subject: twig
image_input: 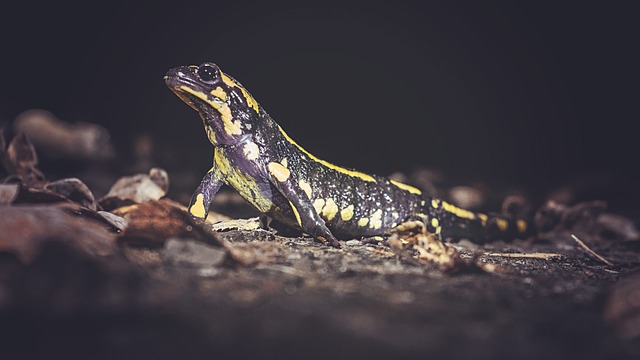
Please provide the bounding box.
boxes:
[368,247,397,258]
[571,234,614,266]
[483,252,563,260]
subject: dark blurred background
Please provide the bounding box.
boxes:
[1,1,638,207]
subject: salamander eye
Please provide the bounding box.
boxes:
[197,64,219,83]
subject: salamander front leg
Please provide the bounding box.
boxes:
[267,162,341,247]
[188,166,224,221]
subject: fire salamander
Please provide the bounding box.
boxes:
[165,62,531,247]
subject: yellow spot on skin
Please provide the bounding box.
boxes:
[390,180,422,195]
[517,219,527,233]
[313,199,325,214]
[321,198,339,221]
[496,218,509,232]
[299,180,312,199]
[210,86,227,101]
[478,213,488,224]
[288,200,302,226]
[277,125,376,182]
[268,162,290,182]
[431,218,439,228]
[431,199,439,208]
[281,158,288,167]
[442,201,476,220]
[243,141,260,161]
[189,193,207,219]
[358,218,369,227]
[369,209,383,229]
[221,72,259,113]
[340,205,354,221]
[178,85,242,135]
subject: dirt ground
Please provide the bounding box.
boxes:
[1,116,640,359]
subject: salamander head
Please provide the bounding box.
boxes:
[165,62,261,146]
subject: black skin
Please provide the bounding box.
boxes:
[165,62,532,247]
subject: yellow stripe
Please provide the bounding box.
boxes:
[221,72,259,114]
[178,86,242,135]
[390,180,422,195]
[278,126,376,182]
[288,200,302,226]
[442,201,476,220]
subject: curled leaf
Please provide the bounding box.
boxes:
[0,204,118,263]
[0,183,19,205]
[113,199,226,249]
[1,132,46,187]
[45,177,97,211]
[100,168,169,210]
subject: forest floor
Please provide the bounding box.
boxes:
[1,112,640,359]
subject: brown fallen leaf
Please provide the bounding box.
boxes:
[0,204,118,263]
[1,130,100,210]
[595,213,640,242]
[388,220,466,272]
[100,168,169,210]
[45,177,98,211]
[0,183,19,205]
[0,131,46,187]
[10,185,70,205]
[8,181,97,210]
[112,199,227,250]
[535,199,638,244]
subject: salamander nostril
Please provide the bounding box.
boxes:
[197,64,218,83]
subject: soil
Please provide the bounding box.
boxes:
[1,122,640,360]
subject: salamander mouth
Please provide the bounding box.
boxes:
[165,67,220,114]
[165,66,203,94]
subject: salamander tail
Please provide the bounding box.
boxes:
[421,198,534,243]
